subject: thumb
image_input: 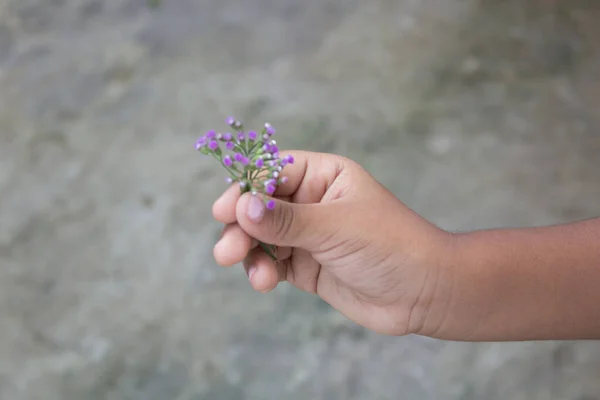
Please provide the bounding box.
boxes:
[235,193,326,249]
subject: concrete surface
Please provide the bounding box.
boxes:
[1,0,600,399]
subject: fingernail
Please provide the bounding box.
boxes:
[247,195,265,222]
[247,266,257,282]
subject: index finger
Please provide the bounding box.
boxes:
[275,150,343,204]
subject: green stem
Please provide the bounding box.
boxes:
[210,154,238,179]
[259,242,277,261]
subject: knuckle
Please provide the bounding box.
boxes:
[274,204,296,242]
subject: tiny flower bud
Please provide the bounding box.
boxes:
[226,142,235,150]
[239,181,247,189]
[195,137,206,150]
[226,177,233,184]
[248,131,257,141]
[226,116,235,126]
[263,134,269,140]
[237,132,245,141]
[223,155,233,167]
[272,171,279,178]
[222,132,233,141]
[241,157,250,166]
[280,176,289,184]
[234,153,244,162]
[277,166,283,172]
[216,133,223,140]
[266,199,276,210]
[255,158,264,168]
[208,140,219,151]
[251,190,257,196]
[264,123,275,135]
[206,130,216,139]
[265,184,276,195]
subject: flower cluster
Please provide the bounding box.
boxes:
[195,117,294,210]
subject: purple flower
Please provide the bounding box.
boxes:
[195,137,206,150]
[264,123,275,135]
[196,118,292,236]
[265,184,276,195]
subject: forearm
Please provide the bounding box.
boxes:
[430,218,600,341]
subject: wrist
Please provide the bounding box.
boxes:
[414,230,493,340]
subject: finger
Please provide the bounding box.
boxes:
[270,150,308,197]
[212,183,242,224]
[213,223,253,266]
[273,150,344,204]
[236,192,333,249]
[284,248,321,294]
[213,182,294,224]
[275,246,292,261]
[243,247,287,292]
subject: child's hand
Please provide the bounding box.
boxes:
[212,151,455,336]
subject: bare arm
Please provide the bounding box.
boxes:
[427,218,600,341]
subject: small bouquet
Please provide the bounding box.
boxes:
[195,117,294,260]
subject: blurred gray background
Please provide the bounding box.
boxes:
[1,0,600,399]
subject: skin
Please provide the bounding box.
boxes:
[212,151,600,341]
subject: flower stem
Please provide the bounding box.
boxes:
[259,242,277,261]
